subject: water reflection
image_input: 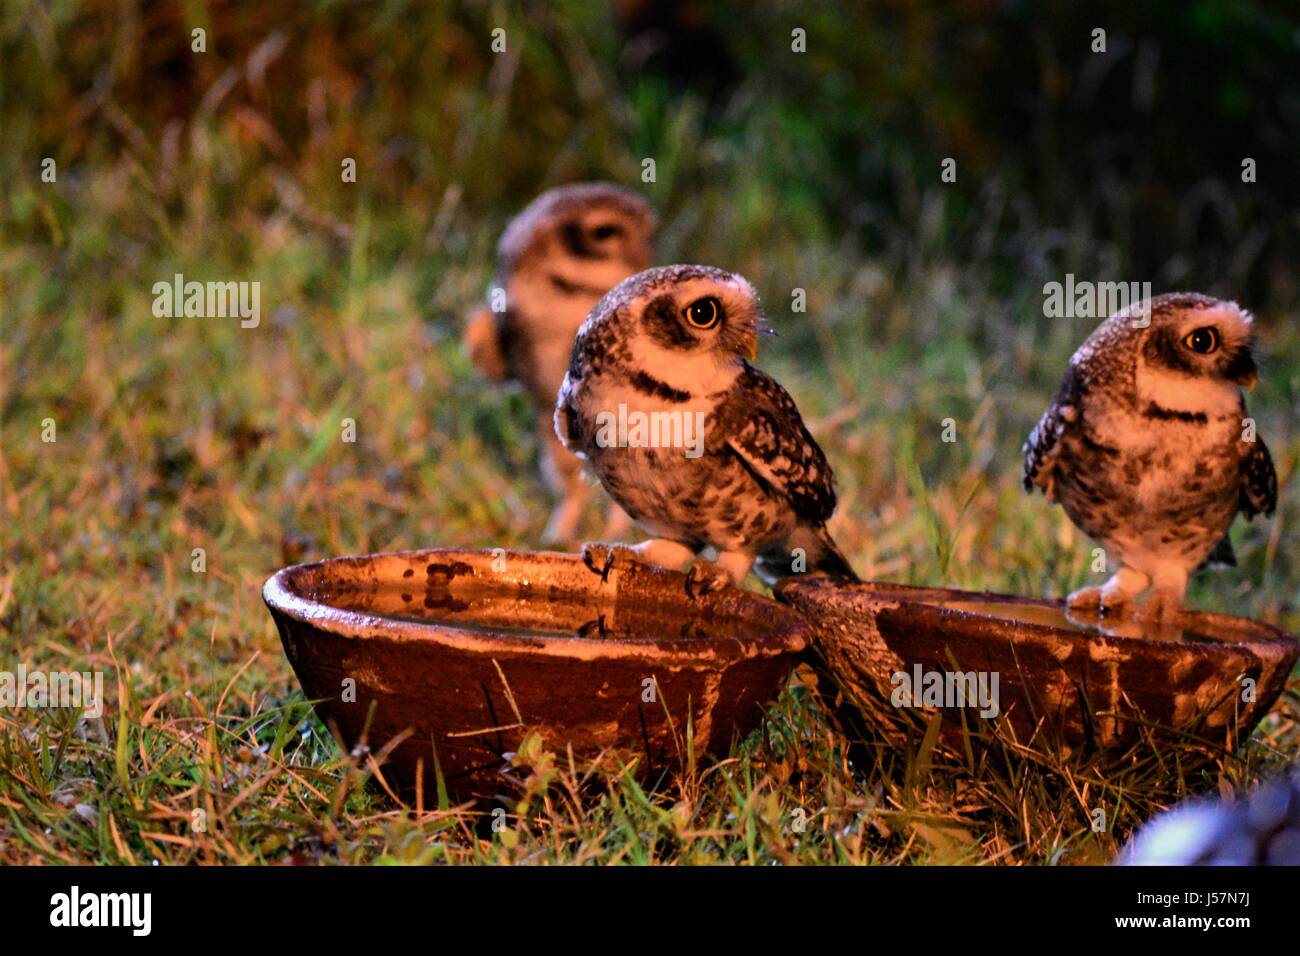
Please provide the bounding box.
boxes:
[933,600,1224,643]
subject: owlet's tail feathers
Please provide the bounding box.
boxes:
[755,525,860,585]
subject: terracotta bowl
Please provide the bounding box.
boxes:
[775,579,1298,750]
[263,549,807,802]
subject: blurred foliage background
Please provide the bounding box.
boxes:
[7,0,1300,297]
[1,0,1299,864]
[6,0,1299,290]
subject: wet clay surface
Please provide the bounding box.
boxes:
[776,579,1298,751]
[265,549,808,803]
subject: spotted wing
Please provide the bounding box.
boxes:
[720,363,837,524]
[553,375,586,458]
[1239,434,1277,519]
[1022,364,1083,497]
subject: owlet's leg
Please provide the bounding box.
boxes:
[1137,564,1189,624]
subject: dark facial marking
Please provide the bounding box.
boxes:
[642,294,697,350]
[548,272,610,297]
[559,221,602,260]
[630,369,691,403]
[1142,327,1198,375]
[1142,402,1208,424]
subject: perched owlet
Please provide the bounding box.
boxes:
[554,264,858,590]
[464,183,657,543]
[1023,293,1277,621]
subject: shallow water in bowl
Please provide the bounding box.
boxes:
[931,600,1230,644]
[382,611,720,642]
[311,580,728,642]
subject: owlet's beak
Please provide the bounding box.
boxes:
[1230,352,1259,391]
[1232,356,1253,390]
[751,320,777,361]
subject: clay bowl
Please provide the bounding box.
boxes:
[775,579,1298,751]
[264,549,807,803]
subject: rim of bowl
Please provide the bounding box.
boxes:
[265,548,809,663]
[775,577,1299,656]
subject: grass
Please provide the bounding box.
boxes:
[2,5,1299,865]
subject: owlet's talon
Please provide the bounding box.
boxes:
[1068,567,1147,617]
[685,560,731,599]
[581,543,619,582]
[580,542,645,582]
[1066,585,1105,612]
[576,613,610,639]
[1067,585,1132,617]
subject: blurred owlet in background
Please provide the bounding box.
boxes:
[1023,293,1277,622]
[465,182,657,544]
[555,264,858,590]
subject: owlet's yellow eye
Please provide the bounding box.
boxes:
[1183,327,1219,354]
[684,296,722,330]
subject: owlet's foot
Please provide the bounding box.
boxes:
[1067,567,1149,617]
[684,559,731,599]
[579,542,640,582]
[580,538,695,583]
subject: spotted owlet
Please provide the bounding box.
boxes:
[464,183,657,543]
[1023,293,1277,622]
[554,264,858,590]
